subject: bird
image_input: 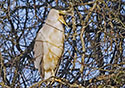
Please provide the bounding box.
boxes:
[33,9,66,80]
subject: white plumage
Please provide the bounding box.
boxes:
[34,9,65,80]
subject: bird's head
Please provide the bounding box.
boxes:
[46,9,68,27]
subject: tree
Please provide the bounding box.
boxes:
[0,0,124,88]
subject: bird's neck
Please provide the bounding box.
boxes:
[45,20,64,32]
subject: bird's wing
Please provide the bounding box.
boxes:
[34,30,44,72]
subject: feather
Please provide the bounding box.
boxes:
[34,9,65,80]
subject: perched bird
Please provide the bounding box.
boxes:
[34,9,66,80]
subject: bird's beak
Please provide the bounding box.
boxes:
[58,10,69,28]
[58,16,68,27]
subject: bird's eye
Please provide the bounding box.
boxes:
[59,13,63,16]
